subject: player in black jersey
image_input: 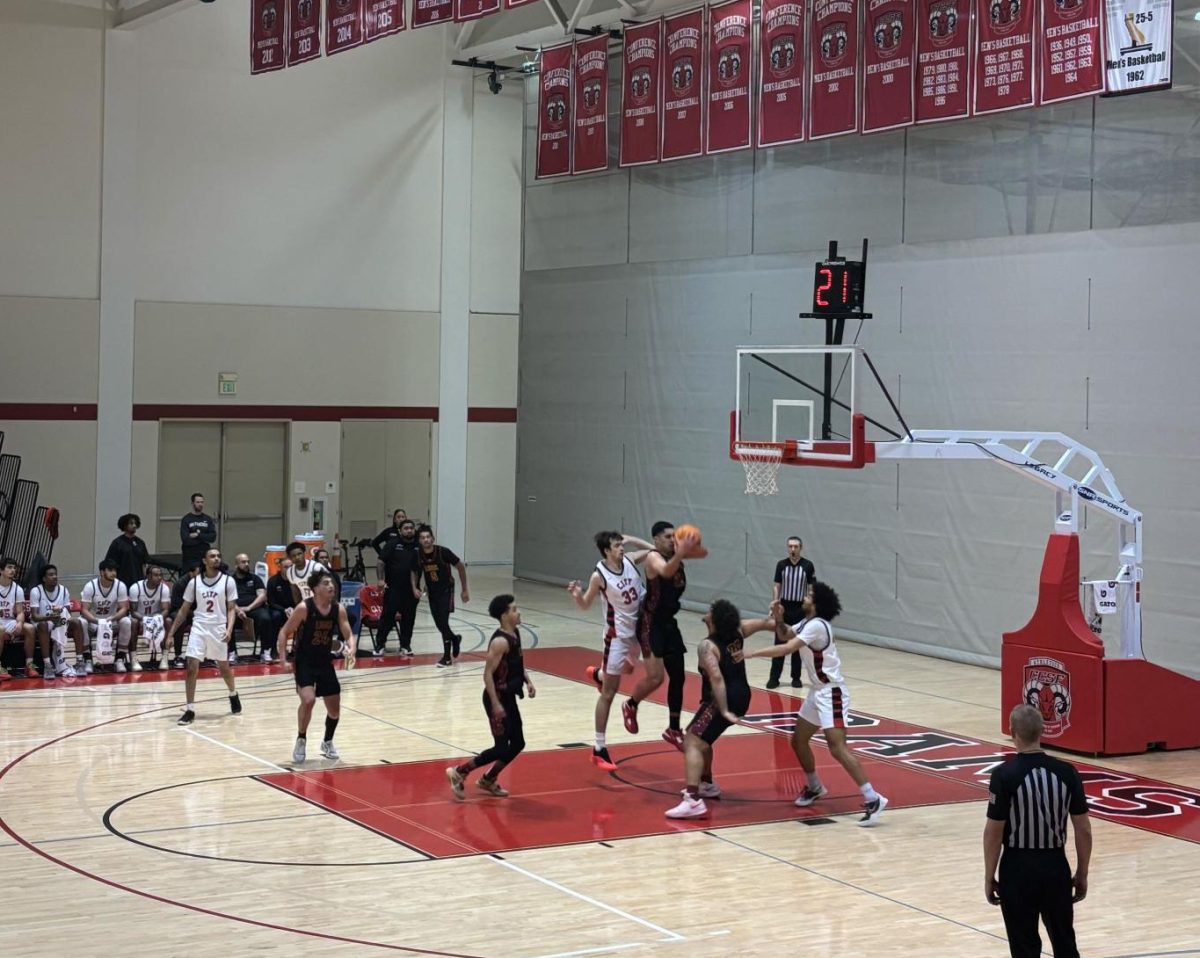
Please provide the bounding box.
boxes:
[621,521,702,750]
[665,599,774,819]
[410,525,469,667]
[278,571,355,763]
[446,594,536,799]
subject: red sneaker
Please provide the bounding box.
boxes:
[622,699,639,734]
[591,747,618,771]
[662,728,685,751]
[585,665,603,691]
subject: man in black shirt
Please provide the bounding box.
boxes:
[410,524,469,667]
[768,536,815,689]
[231,554,271,663]
[985,704,1092,958]
[264,567,296,663]
[371,509,408,581]
[180,493,218,570]
[104,514,150,588]
[376,519,418,657]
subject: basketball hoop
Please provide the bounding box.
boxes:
[735,443,785,496]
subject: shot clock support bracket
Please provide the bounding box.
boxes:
[799,239,872,440]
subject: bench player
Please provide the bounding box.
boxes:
[129,564,172,670]
[29,564,85,678]
[0,557,37,679]
[80,560,134,673]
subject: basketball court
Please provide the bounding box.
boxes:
[2,573,1198,958]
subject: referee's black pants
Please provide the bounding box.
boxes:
[768,601,805,685]
[998,850,1079,958]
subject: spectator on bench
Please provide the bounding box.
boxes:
[264,564,295,664]
[104,513,150,588]
[130,564,172,671]
[29,564,85,678]
[231,554,270,664]
[0,557,37,680]
[81,560,134,673]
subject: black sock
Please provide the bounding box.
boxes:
[296,731,306,739]
[669,713,682,731]
[324,716,339,742]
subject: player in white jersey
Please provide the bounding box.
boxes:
[0,557,36,680]
[746,581,888,826]
[167,548,241,725]
[129,565,172,671]
[283,541,330,609]
[29,564,85,679]
[568,530,650,771]
[80,560,134,674]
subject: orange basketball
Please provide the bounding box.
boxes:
[674,523,709,558]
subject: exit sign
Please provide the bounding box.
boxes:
[218,372,238,396]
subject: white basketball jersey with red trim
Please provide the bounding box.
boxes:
[184,574,237,629]
[0,582,25,619]
[596,557,643,640]
[82,579,126,618]
[793,617,844,686]
[129,580,170,617]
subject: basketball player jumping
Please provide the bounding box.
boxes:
[166,548,242,725]
[666,599,775,818]
[568,530,646,771]
[745,583,888,826]
[279,571,354,762]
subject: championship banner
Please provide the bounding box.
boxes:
[971,0,1035,114]
[364,0,405,40]
[455,0,501,22]
[413,0,453,26]
[620,20,663,167]
[251,0,287,74]
[536,42,573,179]
[1039,0,1103,102]
[661,8,706,161]
[915,0,971,122]
[808,0,861,138]
[287,0,321,65]
[705,0,753,153]
[758,0,807,147]
[1103,0,1171,94]
[573,35,610,174]
[326,0,365,54]
[862,0,916,131]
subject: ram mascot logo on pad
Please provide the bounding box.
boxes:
[1023,656,1073,738]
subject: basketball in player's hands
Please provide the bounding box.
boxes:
[674,523,709,559]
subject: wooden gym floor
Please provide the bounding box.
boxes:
[1,567,1197,958]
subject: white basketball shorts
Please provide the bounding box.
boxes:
[798,684,851,731]
[187,622,228,662]
[602,633,640,675]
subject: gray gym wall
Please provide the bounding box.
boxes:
[514,31,1200,677]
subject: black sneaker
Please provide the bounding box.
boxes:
[451,634,462,659]
[765,678,780,689]
[177,709,195,726]
[858,794,889,827]
[436,655,453,668]
[790,679,802,689]
[171,656,185,669]
[230,694,242,715]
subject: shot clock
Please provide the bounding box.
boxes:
[812,260,865,315]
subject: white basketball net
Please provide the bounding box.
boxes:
[737,445,784,496]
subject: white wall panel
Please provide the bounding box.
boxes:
[467,313,519,407]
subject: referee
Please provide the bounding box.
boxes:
[984,704,1092,958]
[768,536,814,689]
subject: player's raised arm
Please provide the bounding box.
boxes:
[567,570,604,610]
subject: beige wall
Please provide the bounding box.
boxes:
[0,297,100,401]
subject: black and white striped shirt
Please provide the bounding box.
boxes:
[773,556,815,603]
[987,752,1088,850]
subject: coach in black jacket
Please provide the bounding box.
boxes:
[104,514,150,587]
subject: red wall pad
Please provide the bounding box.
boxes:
[1002,534,1200,756]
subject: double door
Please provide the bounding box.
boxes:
[157,422,287,565]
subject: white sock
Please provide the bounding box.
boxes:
[186,702,194,710]
[860,782,880,802]
[595,733,606,749]
[806,772,822,789]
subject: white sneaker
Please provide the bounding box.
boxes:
[858,794,889,827]
[794,784,829,807]
[261,651,273,664]
[665,791,708,819]
[131,659,143,673]
[292,737,306,763]
[157,659,169,671]
[57,664,77,678]
[42,665,56,681]
[320,740,341,760]
[228,652,238,665]
[114,659,127,673]
[698,781,722,799]
[83,660,94,675]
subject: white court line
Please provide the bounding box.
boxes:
[527,942,646,958]
[490,855,684,942]
[180,727,287,772]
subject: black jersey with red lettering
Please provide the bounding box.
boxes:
[295,598,338,667]
[644,559,686,623]
[698,629,751,715]
[417,546,460,595]
[490,628,525,696]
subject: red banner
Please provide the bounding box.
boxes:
[915,0,971,121]
[537,43,573,179]
[251,0,287,74]
[413,0,453,26]
[808,0,861,138]
[662,8,706,160]
[286,0,321,65]
[573,36,610,174]
[455,0,500,21]
[620,20,662,167]
[326,0,364,53]
[972,0,1035,113]
[1038,0,1103,102]
[364,0,404,40]
[705,0,753,153]
[758,0,807,147]
[862,0,915,131]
